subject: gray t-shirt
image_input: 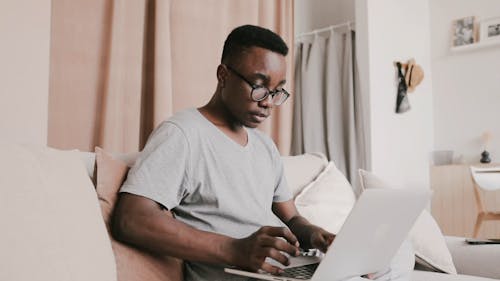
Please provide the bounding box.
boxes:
[120,108,292,281]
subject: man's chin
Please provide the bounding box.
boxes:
[244,114,268,128]
[243,121,260,128]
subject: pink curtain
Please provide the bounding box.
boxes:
[48,0,294,154]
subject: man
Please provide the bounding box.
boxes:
[112,25,412,281]
[113,24,333,280]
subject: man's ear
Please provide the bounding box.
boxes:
[217,64,228,88]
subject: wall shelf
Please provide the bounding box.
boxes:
[451,39,500,53]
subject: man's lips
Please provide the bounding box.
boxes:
[250,112,268,122]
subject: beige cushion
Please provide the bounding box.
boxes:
[282,152,328,197]
[295,162,356,234]
[0,143,116,281]
[413,270,498,281]
[445,236,500,279]
[94,147,183,281]
[95,147,129,224]
[358,169,457,274]
[78,150,139,182]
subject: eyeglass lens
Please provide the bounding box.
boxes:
[251,88,288,105]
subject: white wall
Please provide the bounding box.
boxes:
[294,0,354,36]
[356,0,434,189]
[430,0,500,164]
[0,0,51,146]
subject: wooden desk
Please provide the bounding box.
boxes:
[430,164,500,238]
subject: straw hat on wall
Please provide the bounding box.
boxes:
[405,59,424,93]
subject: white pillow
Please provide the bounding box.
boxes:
[358,169,457,274]
[282,152,329,197]
[295,162,356,234]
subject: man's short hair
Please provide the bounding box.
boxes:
[221,25,288,64]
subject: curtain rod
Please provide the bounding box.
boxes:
[296,21,354,38]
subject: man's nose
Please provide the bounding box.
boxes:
[258,94,274,109]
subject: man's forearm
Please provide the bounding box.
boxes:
[129,216,231,262]
[112,199,237,265]
[285,215,315,249]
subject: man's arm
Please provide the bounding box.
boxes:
[272,200,335,253]
[112,193,300,274]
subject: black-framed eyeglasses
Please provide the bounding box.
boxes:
[225,65,290,106]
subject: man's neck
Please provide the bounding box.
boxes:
[199,96,243,133]
[198,95,248,147]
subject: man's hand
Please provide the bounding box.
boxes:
[272,200,335,253]
[228,226,300,275]
[307,225,335,253]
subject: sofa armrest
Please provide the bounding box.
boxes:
[445,236,500,279]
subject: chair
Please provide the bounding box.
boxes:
[470,166,500,238]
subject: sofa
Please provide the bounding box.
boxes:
[1,142,499,281]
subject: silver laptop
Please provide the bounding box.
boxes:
[225,188,431,281]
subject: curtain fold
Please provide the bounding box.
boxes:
[98,0,147,152]
[139,0,173,149]
[291,29,367,194]
[48,0,293,154]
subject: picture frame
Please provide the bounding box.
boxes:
[480,17,500,42]
[451,16,478,47]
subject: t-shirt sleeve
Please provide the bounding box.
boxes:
[271,144,293,203]
[120,122,191,210]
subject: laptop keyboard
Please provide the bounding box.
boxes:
[280,263,319,280]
